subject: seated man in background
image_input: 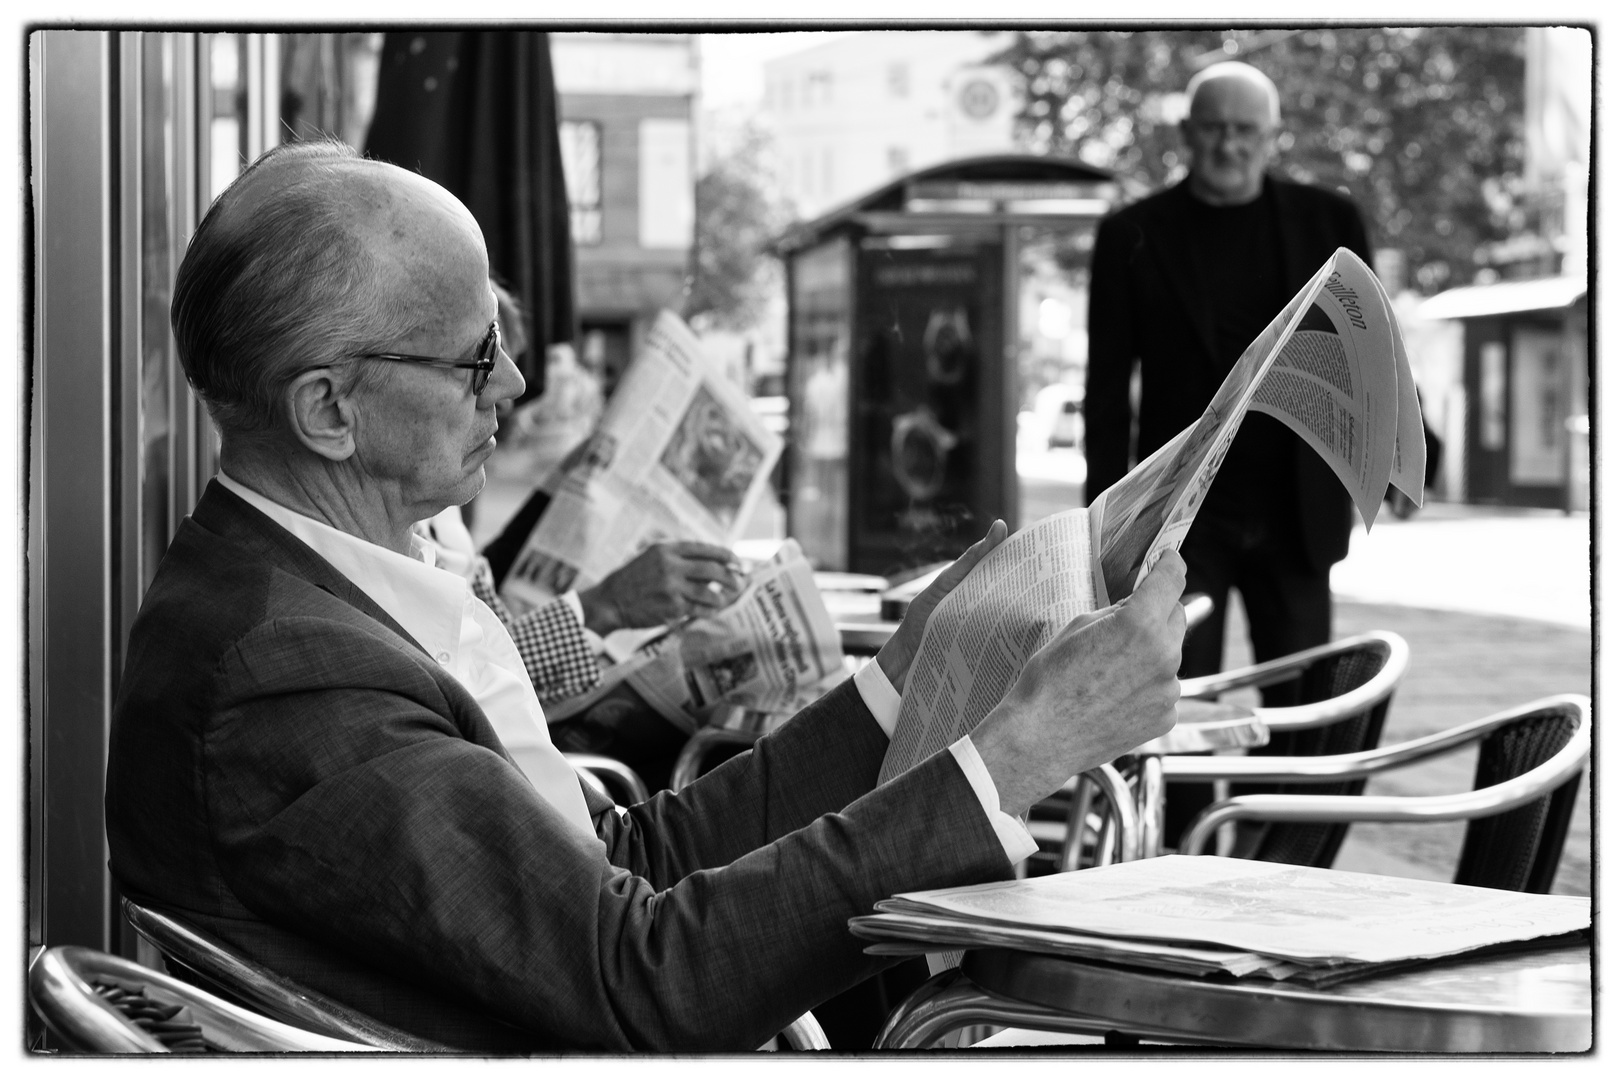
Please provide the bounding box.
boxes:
[106,139,1186,1053]
[423,279,745,791]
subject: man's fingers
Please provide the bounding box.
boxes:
[667,540,739,564]
[1129,550,1186,614]
[926,519,1008,598]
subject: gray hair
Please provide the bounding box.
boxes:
[1186,61,1281,126]
[170,139,409,436]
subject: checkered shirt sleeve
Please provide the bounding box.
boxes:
[469,558,600,704]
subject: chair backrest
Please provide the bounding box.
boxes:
[1454,698,1586,892]
[1179,695,1590,895]
[121,898,446,1051]
[28,945,371,1053]
[1229,632,1406,867]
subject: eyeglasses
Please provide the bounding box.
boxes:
[1186,120,1273,145]
[358,321,501,395]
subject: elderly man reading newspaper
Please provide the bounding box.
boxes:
[105,139,1186,1052]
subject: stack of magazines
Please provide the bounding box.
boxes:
[849,856,1590,988]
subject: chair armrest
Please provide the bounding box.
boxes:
[121,899,447,1051]
[1179,698,1592,856]
[670,727,761,791]
[1177,632,1409,736]
[1162,692,1586,784]
[565,753,650,806]
[30,945,372,1052]
[778,1010,831,1050]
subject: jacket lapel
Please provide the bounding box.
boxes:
[1267,177,1316,289]
[1140,180,1220,368]
[189,480,429,658]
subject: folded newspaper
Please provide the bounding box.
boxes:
[878,247,1426,786]
[545,538,847,731]
[495,312,842,730]
[501,309,784,606]
[849,856,1591,986]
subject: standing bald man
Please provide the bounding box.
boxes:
[1084,62,1371,842]
[106,139,1186,1052]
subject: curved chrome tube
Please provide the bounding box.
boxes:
[565,753,651,806]
[1058,763,1140,871]
[874,967,1114,1049]
[670,727,761,791]
[1179,630,1410,734]
[1180,694,1591,855]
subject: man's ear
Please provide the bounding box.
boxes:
[285,367,358,462]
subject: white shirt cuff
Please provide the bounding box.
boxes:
[854,658,902,737]
[559,590,606,653]
[950,736,1040,866]
[855,658,1036,866]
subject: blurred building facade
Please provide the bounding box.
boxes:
[1404,26,1590,512]
[552,32,699,391]
[761,31,1021,219]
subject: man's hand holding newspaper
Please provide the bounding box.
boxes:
[879,247,1423,795]
[972,552,1186,816]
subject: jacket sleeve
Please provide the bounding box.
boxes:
[204,616,1011,1052]
[1084,211,1140,504]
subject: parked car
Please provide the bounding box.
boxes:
[1031,384,1084,449]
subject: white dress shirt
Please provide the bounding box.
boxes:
[219,474,1036,865]
[217,473,597,837]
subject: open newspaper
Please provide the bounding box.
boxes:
[849,856,1591,987]
[879,247,1425,786]
[491,310,833,731]
[500,310,784,611]
[545,539,846,731]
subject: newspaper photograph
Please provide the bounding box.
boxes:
[499,310,784,615]
[877,248,1422,790]
[546,540,845,733]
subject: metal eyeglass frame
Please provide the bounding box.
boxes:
[357,321,501,394]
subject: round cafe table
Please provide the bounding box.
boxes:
[874,942,1592,1052]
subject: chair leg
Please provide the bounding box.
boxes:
[1060,776,1098,872]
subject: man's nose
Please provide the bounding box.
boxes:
[483,344,526,405]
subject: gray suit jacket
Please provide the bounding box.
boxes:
[106,481,1010,1051]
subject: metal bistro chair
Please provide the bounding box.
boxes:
[567,753,651,806]
[1180,694,1591,893]
[1160,629,1411,866]
[28,944,373,1053]
[122,898,447,1050]
[124,898,829,1052]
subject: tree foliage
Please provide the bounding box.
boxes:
[993,27,1530,293]
[686,125,792,331]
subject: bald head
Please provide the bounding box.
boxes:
[1179,62,1280,206]
[1186,62,1280,126]
[171,139,488,439]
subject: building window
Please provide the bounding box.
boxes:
[558,120,603,245]
[888,62,909,98]
[807,69,832,106]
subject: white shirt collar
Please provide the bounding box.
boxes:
[216,472,466,664]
